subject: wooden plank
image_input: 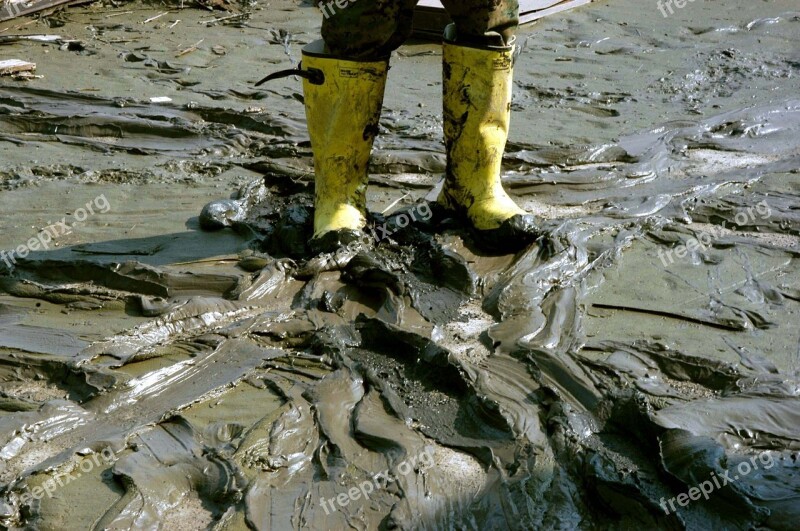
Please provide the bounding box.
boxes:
[417,0,567,9]
[0,59,35,75]
[413,0,593,38]
[0,0,79,23]
[520,0,592,23]
[0,34,62,43]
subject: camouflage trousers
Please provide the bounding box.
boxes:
[320,0,520,59]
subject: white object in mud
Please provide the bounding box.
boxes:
[149,96,173,104]
[0,59,35,76]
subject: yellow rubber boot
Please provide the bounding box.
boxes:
[301,41,389,248]
[439,38,538,249]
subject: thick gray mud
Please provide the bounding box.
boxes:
[1,1,799,530]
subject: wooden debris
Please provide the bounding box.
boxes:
[176,39,203,57]
[518,0,593,22]
[10,71,41,80]
[0,0,81,23]
[413,0,593,36]
[105,11,133,18]
[0,59,35,76]
[195,0,235,12]
[199,13,246,25]
[0,34,62,44]
[142,11,170,24]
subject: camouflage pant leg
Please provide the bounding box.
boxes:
[320,0,519,59]
[440,0,519,47]
[320,0,418,60]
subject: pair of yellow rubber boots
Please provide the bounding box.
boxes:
[301,35,535,252]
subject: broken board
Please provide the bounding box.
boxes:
[412,0,593,38]
[0,0,79,22]
[0,59,35,75]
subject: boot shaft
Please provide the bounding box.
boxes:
[301,41,389,238]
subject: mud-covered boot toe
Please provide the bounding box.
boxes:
[309,229,363,255]
[471,213,540,254]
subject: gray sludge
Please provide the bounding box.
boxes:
[0,4,799,530]
[1,98,798,529]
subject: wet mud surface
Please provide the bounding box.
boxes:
[1,1,799,529]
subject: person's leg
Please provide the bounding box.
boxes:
[439,0,519,47]
[321,0,418,60]
[302,0,418,251]
[437,0,538,251]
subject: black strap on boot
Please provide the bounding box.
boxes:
[254,64,324,87]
